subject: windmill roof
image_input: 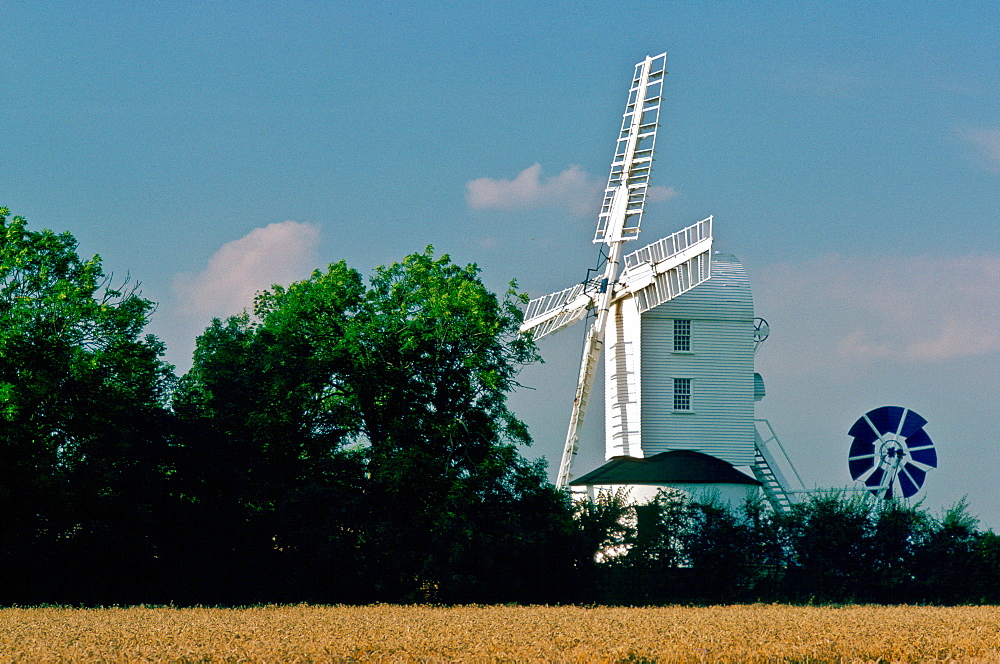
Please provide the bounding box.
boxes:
[569,450,761,486]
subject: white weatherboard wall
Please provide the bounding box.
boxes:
[639,253,756,466]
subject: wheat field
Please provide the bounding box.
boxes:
[2,604,1000,662]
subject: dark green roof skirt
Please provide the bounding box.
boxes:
[569,450,762,486]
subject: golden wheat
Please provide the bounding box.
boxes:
[2,604,1000,662]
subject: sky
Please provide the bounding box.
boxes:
[2,2,998,526]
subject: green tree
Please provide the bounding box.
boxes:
[681,500,760,602]
[168,260,368,602]
[867,501,932,603]
[780,492,875,602]
[915,499,989,603]
[174,248,568,602]
[0,207,174,603]
[741,494,787,601]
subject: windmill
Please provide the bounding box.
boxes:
[848,406,938,500]
[519,53,802,511]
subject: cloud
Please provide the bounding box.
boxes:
[646,185,678,203]
[466,163,602,214]
[959,126,1000,172]
[175,220,321,320]
[756,253,1000,366]
[466,163,678,215]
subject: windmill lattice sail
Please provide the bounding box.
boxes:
[617,216,713,313]
[520,282,594,341]
[520,217,714,340]
[594,53,666,244]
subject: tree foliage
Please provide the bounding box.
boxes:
[0,208,174,603]
[172,248,570,603]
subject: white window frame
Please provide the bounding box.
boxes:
[672,319,692,353]
[672,377,693,412]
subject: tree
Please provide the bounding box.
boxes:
[867,501,932,603]
[681,499,760,602]
[780,492,875,602]
[169,269,369,603]
[174,247,569,602]
[915,499,989,603]
[0,207,174,603]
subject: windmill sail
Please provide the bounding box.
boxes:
[521,216,715,341]
[520,282,596,340]
[549,54,664,488]
[594,53,666,244]
[617,216,713,312]
[517,54,730,489]
[848,406,937,499]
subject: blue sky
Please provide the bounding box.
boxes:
[3,2,998,525]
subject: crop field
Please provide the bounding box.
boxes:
[3,604,1000,662]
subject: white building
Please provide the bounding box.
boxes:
[571,252,774,510]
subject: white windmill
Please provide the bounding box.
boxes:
[519,53,802,511]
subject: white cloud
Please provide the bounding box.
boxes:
[646,185,678,203]
[756,253,1000,367]
[466,163,677,215]
[175,220,321,320]
[466,163,602,214]
[959,125,1000,172]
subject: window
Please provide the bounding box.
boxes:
[673,319,691,352]
[673,378,692,411]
